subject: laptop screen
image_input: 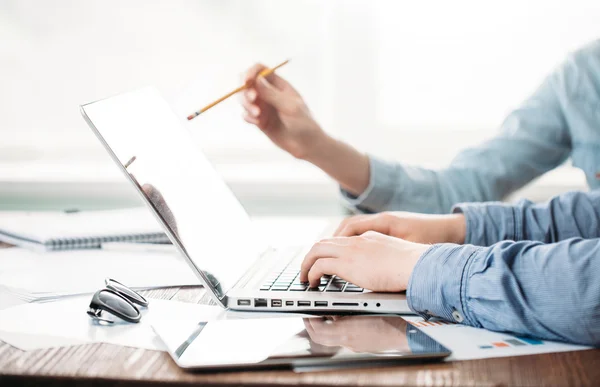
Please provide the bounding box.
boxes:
[81,87,264,301]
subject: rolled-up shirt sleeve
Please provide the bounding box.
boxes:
[453,190,600,246]
[336,42,600,215]
[407,238,600,346]
[338,49,581,215]
[407,244,481,326]
[340,156,399,213]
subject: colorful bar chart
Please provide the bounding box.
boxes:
[407,318,546,349]
[479,336,544,349]
[401,315,588,361]
[408,320,454,327]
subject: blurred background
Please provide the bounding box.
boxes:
[1,0,598,215]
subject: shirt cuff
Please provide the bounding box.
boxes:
[340,156,398,213]
[407,243,484,325]
[452,202,518,246]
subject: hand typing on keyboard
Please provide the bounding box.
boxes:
[261,270,364,293]
[333,212,466,244]
[299,231,429,292]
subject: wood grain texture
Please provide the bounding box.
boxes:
[0,286,598,386]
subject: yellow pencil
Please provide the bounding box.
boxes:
[187,59,289,121]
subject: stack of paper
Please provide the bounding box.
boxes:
[0,247,200,304]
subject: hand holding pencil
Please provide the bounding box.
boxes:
[187,59,289,120]
[238,62,326,160]
[197,61,371,200]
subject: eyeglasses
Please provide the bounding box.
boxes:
[87,278,149,324]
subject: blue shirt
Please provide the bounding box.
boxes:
[408,190,600,346]
[342,40,600,214]
[338,41,600,346]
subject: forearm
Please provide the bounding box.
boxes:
[455,191,600,246]
[338,158,516,214]
[407,239,600,346]
[337,58,571,215]
[337,151,566,215]
[302,133,370,197]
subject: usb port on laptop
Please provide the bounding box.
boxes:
[271,299,282,307]
[297,301,311,307]
[315,301,328,307]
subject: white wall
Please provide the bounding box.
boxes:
[0,0,597,212]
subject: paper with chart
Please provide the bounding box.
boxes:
[403,316,591,361]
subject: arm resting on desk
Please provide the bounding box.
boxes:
[408,238,600,346]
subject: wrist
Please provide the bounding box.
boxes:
[411,242,431,265]
[446,214,466,244]
[395,242,431,292]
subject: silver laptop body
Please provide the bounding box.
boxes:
[80,87,411,314]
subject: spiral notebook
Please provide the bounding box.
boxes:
[0,208,170,251]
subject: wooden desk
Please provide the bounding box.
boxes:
[0,286,598,386]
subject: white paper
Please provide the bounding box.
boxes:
[0,330,89,351]
[0,286,28,310]
[0,248,199,301]
[0,296,224,351]
[0,296,312,352]
[403,316,591,361]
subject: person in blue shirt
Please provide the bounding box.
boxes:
[239,41,600,346]
[300,190,600,347]
[240,40,600,214]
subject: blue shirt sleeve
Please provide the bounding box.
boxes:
[407,190,600,346]
[453,190,600,246]
[341,50,579,214]
[407,235,600,347]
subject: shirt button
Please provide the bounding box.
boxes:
[452,310,464,323]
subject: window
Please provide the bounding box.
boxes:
[0,0,332,163]
[323,0,600,162]
[1,0,598,171]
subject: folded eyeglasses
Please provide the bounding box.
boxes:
[87,278,149,324]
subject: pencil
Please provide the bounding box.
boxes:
[187,59,289,121]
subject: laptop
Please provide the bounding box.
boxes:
[80,87,411,314]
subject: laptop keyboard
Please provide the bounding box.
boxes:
[259,251,364,293]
